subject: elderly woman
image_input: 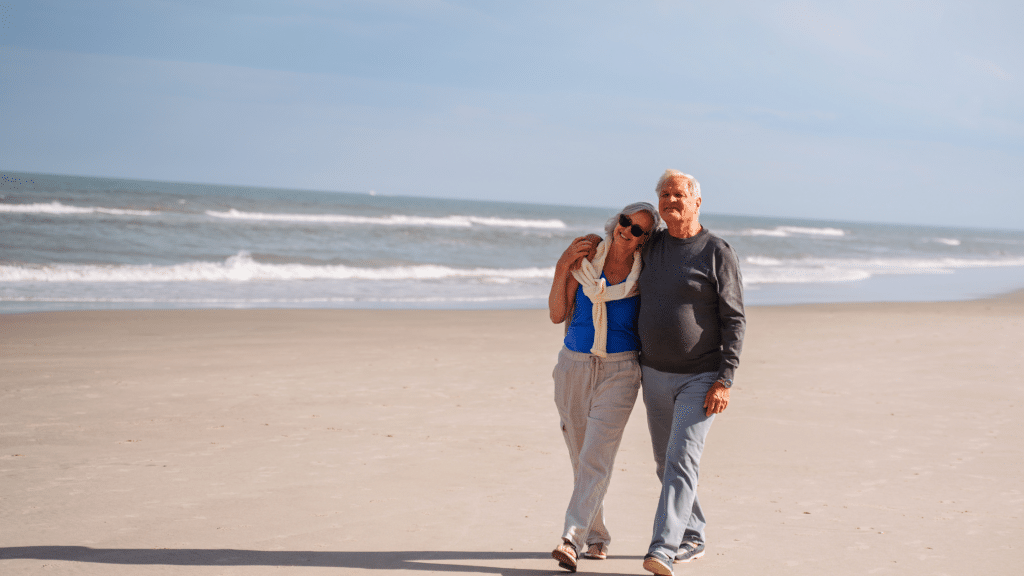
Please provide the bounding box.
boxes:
[548,202,660,572]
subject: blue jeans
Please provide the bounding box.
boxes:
[642,366,718,560]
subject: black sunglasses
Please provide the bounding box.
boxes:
[618,213,649,237]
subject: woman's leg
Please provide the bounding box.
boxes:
[554,349,640,552]
[576,355,640,549]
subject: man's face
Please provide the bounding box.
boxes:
[658,177,701,227]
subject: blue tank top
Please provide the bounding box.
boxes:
[563,276,641,353]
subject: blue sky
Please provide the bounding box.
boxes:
[1,1,1021,229]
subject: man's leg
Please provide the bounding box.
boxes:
[682,492,707,545]
[641,366,677,483]
[645,369,717,561]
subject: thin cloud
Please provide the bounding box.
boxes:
[958,54,1013,81]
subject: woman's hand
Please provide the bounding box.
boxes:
[549,235,599,324]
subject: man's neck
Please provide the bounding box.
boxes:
[667,221,703,239]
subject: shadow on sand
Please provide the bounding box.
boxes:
[0,546,644,575]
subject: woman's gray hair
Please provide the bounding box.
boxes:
[656,169,701,199]
[603,201,661,237]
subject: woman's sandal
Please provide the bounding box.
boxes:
[551,541,578,572]
[582,543,608,560]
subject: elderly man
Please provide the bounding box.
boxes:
[638,170,745,576]
[561,170,744,574]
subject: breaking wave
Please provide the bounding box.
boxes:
[743,255,1024,284]
[0,201,154,216]
[0,252,555,283]
[732,226,846,238]
[206,209,566,229]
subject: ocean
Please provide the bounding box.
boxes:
[3,171,1024,314]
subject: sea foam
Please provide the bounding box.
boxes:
[731,226,846,237]
[743,255,1024,284]
[0,201,154,216]
[206,208,566,229]
[1,294,541,304]
[0,252,555,283]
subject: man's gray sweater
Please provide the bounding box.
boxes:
[638,227,745,382]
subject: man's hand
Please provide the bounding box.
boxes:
[579,234,601,259]
[703,380,731,416]
[557,235,600,271]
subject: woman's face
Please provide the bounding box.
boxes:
[614,210,654,251]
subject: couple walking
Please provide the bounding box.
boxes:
[548,170,745,575]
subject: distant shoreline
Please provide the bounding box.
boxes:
[5,169,1024,233]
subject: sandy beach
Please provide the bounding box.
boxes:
[1,295,1022,575]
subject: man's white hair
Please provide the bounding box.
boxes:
[656,169,701,199]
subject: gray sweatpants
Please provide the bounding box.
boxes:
[552,346,641,551]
